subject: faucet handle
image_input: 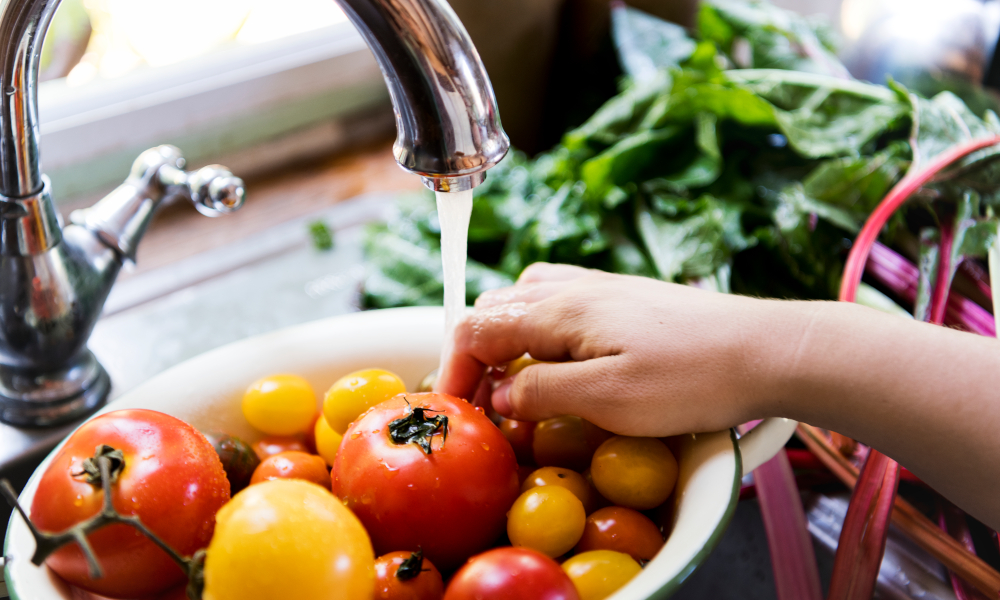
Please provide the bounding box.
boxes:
[159,163,245,217]
[70,145,245,261]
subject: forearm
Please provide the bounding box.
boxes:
[756,300,1000,529]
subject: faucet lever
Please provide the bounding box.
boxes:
[70,145,246,261]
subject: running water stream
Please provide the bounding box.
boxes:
[435,189,474,372]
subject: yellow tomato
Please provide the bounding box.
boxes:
[590,436,678,510]
[242,374,317,436]
[203,479,374,600]
[507,485,585,557]
[520,466,594,513]
[314,413,343,466]
[323,368,406,434]
[562,550,642,600]
[502,355,543,378]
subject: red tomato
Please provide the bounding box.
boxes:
[251,435,310,460]
[499,418,536,465]
[574,506,664,562]
[30,409,229,598]
[249,451,331,487]
[444,547,580,600]
[374,550,444,600]
[332,393,520,571]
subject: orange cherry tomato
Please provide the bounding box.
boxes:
[500,417,536,465]
[574,506,664,562]
[521,467,595,513]
[508,486,586,558]
[533,416,592,472]
[252,435,310,460]
[250,451,331,487]
[374,550,444,600]
[590,437,677,510]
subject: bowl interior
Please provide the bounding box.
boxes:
[4,306,739,600]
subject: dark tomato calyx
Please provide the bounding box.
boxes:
[395,549,426,581]
[388,400,448,455]
[73,445,126,486]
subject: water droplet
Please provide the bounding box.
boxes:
[351,431,362,439]
[481,443,490,451]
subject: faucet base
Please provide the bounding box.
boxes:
[0,351,110,427]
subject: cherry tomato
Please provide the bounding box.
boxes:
[561,550,641,600]
[314,413,344,466]
[444,547,579,600]
[500,418,536,465]
[250,451,330,487]
[374,550,444,600]
[581,420,614,452]
[242,374,318,435]
[324,368,407,433]
[533,416,592,472]
[497,355,544,379]
[521,466,594,513]
[333,393,519,570]
[302,412,320,453]
[251,434,310,460]
[203,431,260,493]
[203,479,374,600]
[582,469,612,513]
[30,409,230,598]
[508,485,586,557]
[574,507,664,561]
[590,436,677,510]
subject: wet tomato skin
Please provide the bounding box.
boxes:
[374,551,444,600]
[533,416,593,472]
[251,435,310,460]
[250,451,330,487]
[30,409,230,598]
[444,547,580,600]
[574,506,664,562]
[333,393,520,571]
[499,418,536,465]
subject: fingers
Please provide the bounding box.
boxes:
[491,358,625,423]
[475,281,570,309]
[517,262,593,284]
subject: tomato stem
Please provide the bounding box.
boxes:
[395,549,426,581]
[1,446,207,600]
[388,400,449,454]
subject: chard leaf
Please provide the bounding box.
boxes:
[564,76,670,150]
[611,4,696,82]
[730,69,908,157]
[909,91,995,168]
[636,196,752,281]
[914,228,939,322]
[802,141,908,216]
[581,126,685,196]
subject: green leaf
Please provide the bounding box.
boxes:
[730,69,908,157]
[611,4,697,82]
[581,126,685,196]
[914,228,939,323]
[802,141,908,215]
[564,75,671,151]
[636,195,752,281]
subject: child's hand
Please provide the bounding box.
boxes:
[437,263,793,437]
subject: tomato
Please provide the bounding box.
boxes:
[203,431,260,494]
[590,437,678,510]
[374,550,444,600]
[203,479,374,600]
[332,393,519,570]
[508,486,586,557]
[250,451,330,487]
[521,467,594,513]
[324,368,407,433]
[251,434,310,460]
[497,355,544,379]
[444,547,579,600]
[500,418,536,465]
[561,550,641,600]
[30,409,229,598]
[574,507,664,561]
[582,469,612,513]
[242,374,317,435]
[314,413,344,466]
[533,416,593,472]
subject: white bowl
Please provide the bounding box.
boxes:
[4,307,795,599]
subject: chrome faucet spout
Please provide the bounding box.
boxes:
[0,0,245,427]
[336,0,509,191]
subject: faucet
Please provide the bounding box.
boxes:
[0,0,508,428]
